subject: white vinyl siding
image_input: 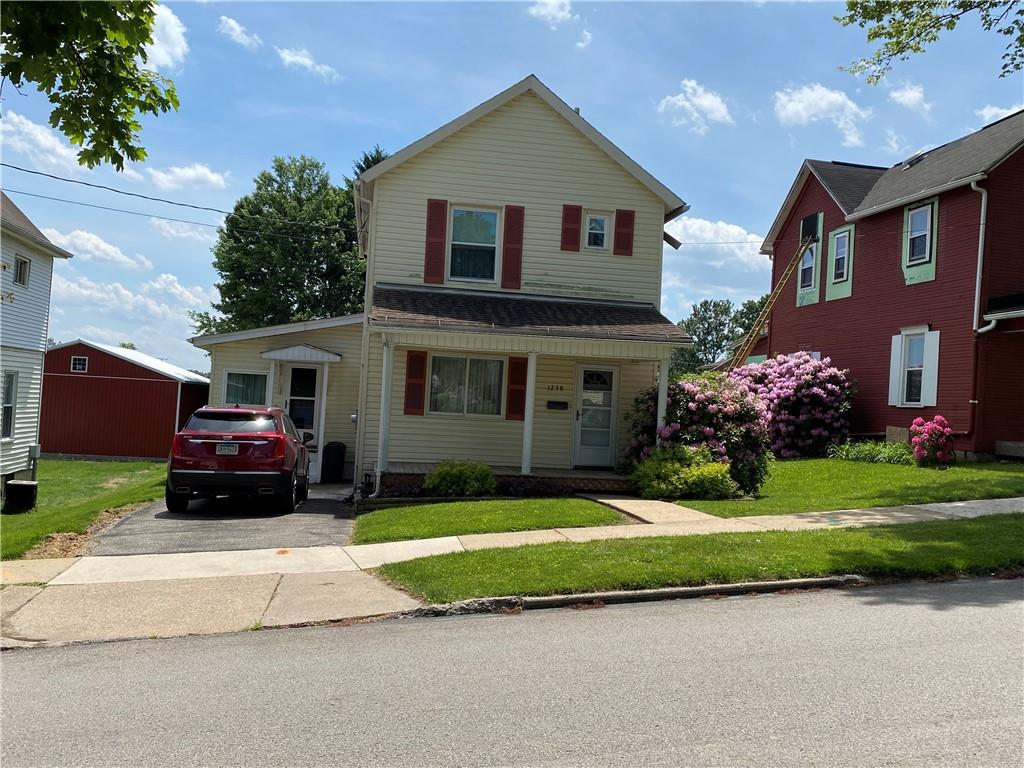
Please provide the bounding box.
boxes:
[888,329,939,407]
[0,346,43,476]
[1,239,55,353]
[369,92,666,305]
[204,324,363,478]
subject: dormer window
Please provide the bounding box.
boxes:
[585,213,608,249]
[449,207,499,282]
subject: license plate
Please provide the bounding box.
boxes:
[216,443,239,455]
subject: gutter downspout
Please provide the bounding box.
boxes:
[959,180,991,448]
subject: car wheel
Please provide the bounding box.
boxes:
[165,486,189,513]
[277,472,297,514]
[297,476,309,503]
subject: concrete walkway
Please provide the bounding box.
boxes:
[2,496,1020,645]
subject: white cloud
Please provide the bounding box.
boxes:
[145,5,189,70]
[146,163,228,190]
[143,273,216,308]
[0,111,80,173]
[41,228,152,270]
[275,47,340,81]
[576,30,593,49]
[888,83,931,113]
[774,83,872,147]
[217,16,262,49]
[527,0,576,28]
[658,79,734,135]
[149,218,217,244]
[975,103,1023,124]
[883,128,908,155]
[664,216,767,271]
[52,273,174,320]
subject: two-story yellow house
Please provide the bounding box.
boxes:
[192,76,690,492]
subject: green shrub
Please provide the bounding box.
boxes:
[632,446,738,500]
[678,462,741,500]
[423,461,497,497]
[828,440,914,465]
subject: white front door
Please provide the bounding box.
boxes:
[573,366,617,468]
[285,366,319,435]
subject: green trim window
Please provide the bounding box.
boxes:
[796,212,823,307]
[901,198,938,285]
[826,224,855,302]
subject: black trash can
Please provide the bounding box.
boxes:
[321,441,346,483]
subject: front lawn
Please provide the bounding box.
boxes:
[378,513,1024,603]
[1,459,166,560]
[352,497,627,545]
[686,459,1024,518]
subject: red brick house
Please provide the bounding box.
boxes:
[760,111,1023,457]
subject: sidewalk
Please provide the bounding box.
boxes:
[2,496,1021,646]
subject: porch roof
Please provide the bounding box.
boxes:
[369,284,690,344]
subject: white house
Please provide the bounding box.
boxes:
[1,193,72,501]
[192,75,691,491]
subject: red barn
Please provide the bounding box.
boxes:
[760,111,1023,458]
[41,340,209,459]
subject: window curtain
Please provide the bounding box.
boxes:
[429,357,466,413]
[466,359,503,415]
[226,372,267,405]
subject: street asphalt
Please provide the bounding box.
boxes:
[86,484,355,555]
[2,578,1021,767]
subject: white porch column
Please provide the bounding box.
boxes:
[655,358,670,445]
[264,362,276,407]
[520,352,538,475]
[376,336,394,473]
[312,362,329,483]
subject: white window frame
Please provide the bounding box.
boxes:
[70,356,89,373]
[798,245,815,290]
[888,326,939,408]
[13,255,30,287]
[906,203,932,266]
[447,205,501,285]
[832,231,850,283]
[1,370,16,441]
[223,369,271,407]
[426,353,505,419]
[901,333,926,405]
[584,212,610,250]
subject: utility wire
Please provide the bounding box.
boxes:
[1,162,344,230]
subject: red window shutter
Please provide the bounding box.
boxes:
[403,350,428,416]
[501,205,525,290]
[613,209,635,256]
[424,199,448,284]
[560,205,582,252]
[506,357,528,421]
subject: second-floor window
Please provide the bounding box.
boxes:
[832,231,849,282]
[799,248,815,290]
[907,204,932,265]
[71,356,88,373]
[585,213,608,249]
[13,256,30,286]
[449,207,498,282]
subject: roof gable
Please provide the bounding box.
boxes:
[357,75,687,218]
[1,192,73,259]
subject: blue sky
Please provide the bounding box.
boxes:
[2,1,1020,370]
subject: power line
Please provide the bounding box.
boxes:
[2,188,349,245]
[0,162,344,230]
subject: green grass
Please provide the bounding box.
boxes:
[686,459,1024,518]
[378,513,1024,603]
[1,459,165,560]
[352,497,626,544]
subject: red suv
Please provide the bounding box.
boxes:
[166,407,311,513]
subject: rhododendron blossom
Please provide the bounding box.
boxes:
[910,414,955,467]
[729,352,854,458]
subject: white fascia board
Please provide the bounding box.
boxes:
[1,223,74,260]
[190,314,365,348]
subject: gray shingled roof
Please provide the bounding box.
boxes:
[852,110,1024,218]
[806,160,886,214]
[1,192,49,241]
[370,285,690,344]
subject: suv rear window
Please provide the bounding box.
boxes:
[185,412,278,433]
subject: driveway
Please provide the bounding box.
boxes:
[87,485,354,556]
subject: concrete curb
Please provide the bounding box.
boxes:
[398,574,872,618]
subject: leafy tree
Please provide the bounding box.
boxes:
[838,1,1024,82]
[730,294,769,340]
[118,342,137,350]
[191,156,364,335]
[1,1,179,170]
[45,337,60,349]
[348,144,390,182]
[670,299,736,376]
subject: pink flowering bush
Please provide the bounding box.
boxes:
[729,352,854,459]
[910,415,955,467]
[623,373,771,495]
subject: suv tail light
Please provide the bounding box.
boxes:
[271,436,286,461]
[170,433,184,460]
